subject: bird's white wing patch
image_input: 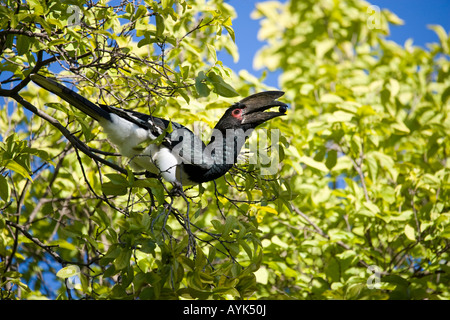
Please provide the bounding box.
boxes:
[100,114,152,156]
[153,148,180,183]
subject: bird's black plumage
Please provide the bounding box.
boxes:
[30,74,287,185]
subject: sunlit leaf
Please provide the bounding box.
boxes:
[404,224,416,241]
[56,265,80,279]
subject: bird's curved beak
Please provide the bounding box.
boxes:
[241,91,288,126]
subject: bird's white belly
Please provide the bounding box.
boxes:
[99,114,192,184]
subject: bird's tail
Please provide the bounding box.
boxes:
[30,74,111,122]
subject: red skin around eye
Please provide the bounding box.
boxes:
[232,109,243,120]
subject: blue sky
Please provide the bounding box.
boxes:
[220,0,450,88]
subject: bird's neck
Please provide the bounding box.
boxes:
[183,128,253,183]
[208,128,251,164]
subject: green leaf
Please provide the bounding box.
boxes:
[254,267,269,285]
[207,72,239,97]
[363,201,380,215]
[28,0,45,15]
[181,65,190,80]
[49,239,77,251]
[384,11,404,25]
[211,219,223,233]
[132,178,159,189]
[56,265,80,279]
[0,175,10,202]
[315,39,335,59]
[125,3,134,16]
[388,79,400,97]
[102,182,128,196]
[135,5,147,20]
[114,248,132,270]
[320,93,343,104]
[16,35,31,56]
[224,23,236,43]
[404,224,416,241]
[155,14,165,36]
[365,154,378,181]
[141,212,151,230]
[206,43,217,62]
[239,239,253,259]
[137,34,154,48]
[428,24,449,53]
[161,0,172,9]
[102,245,121,261]
[105,173,129,185]
[392,120,410,134]
[300,156,329,172]
[372,151,398,181]
[441,86,450,104]
[195,71,210,97]
[419,173,441,188]
[222,215,237,237]
[207,246,216,262]
[325,149,337,170]
[271,235,289,249]
[3,159,32,181]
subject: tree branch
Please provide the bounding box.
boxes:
[291,204,373,270]
[5,220,64,264]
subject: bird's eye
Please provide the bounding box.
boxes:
[232,109,242,117]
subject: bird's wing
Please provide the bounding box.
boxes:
[105,105,210,167]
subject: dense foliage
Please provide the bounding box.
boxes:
[1,0,449,300]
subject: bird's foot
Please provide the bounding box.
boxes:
[169,181,184,197]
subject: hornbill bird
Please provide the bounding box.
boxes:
[30,74,287,186]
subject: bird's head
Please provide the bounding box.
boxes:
[214,91,288,131]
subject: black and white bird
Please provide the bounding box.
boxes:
[31,74,287,185]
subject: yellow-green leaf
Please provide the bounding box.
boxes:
[254,205,278,215]
[428,24,449,53]
[316,39,335,59]
[56,265,80,279]
[363,201,380,215]
[3,160,32,181]
[300,156,329,172]
[320,93,344,104]
[404,224,416,241]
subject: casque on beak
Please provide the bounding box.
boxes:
[240,91,288,126]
